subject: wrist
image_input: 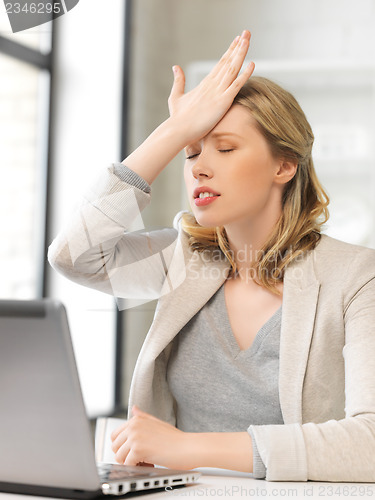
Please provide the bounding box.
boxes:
[162,115,193,149]
[184,432,253,473]
[121,116,187,185]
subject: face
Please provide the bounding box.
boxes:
[184,104,285,231]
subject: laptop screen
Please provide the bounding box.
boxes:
[0,299,100,491]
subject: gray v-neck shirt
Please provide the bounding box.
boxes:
[167,283,284,477]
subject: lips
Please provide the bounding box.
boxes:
[193,186,221,207]
[193,186,221,199]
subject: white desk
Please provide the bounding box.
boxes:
[1,470,374,500]
[137,471,375,499]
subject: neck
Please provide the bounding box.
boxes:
[224,206,282,284]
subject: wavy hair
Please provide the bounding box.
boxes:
[181,76,329,294]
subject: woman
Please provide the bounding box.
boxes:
[48,30,375,481]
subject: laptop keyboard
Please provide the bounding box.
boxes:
[97,463,160,481]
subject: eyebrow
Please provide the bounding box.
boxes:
[184,132,243,150]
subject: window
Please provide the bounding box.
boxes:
[0,23,52,298]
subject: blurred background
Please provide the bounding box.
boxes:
[1,0,374,420]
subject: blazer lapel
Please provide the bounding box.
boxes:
[142,240,231,361]
[279,250,321,424]
[128,237,231,420]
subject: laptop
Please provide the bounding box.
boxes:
[0,299,200,498]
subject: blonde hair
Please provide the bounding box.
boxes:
[181,76,329,294]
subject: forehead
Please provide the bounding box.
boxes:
[208,104,255,138]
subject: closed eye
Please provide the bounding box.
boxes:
[186,153,200,160]
[219,149,234,153]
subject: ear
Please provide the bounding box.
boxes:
[274,159,298,185]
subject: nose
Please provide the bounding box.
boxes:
[191,155,213,180]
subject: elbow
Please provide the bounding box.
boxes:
[47,237,75,278]
[47,236,113,294]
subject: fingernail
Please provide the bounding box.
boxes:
[172,65,177,74]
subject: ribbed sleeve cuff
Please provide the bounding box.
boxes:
[113,163,151,193]
[250,423,308,481]
[247,427,266,478]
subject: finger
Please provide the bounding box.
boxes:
[225,61,255,97]
[124,448,141,466]
[210,30,251,81]
[210,30,250,77]
[111,435,122,454]
[111,429,129,454]
[169,65,186,102]
[209,34,241,79]
[215,35,251,88]
[217,31,250,74]
[115,441,131,465]
[111,421,128,442]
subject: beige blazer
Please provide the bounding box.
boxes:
[49,164,375,482]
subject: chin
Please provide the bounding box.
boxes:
[192,212,225,229]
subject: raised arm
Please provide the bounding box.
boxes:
[48,31,254,300]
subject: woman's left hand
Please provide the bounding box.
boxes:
[111,405,191,469]
[111,405,253,473]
